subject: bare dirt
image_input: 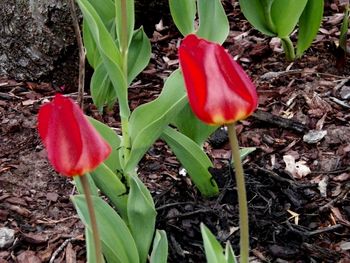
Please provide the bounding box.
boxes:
[1,2,350,262]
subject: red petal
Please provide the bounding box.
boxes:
[38,94,111,176]
[179,34,258,125]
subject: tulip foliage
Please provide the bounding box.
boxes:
[239,0,324,60]
[37,0,240,262]
[38,0,261,262]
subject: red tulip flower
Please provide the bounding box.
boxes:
[38,94,111,176]
[179,34,258,125]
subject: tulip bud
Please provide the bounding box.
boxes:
[38,94,111,176]
[179,34,258,125]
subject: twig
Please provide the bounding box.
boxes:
[252,164,317,189]
[286,221,343,237]
[311,166,350,175]
[319,183,350,212]
[164,209,214,221]
[49,236,81,263]
[260,69,350,81]
[156,201,197,211]
[252,109,307,133]
[68,0,85,108]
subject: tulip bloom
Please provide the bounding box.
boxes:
[38,94,111,176]
[179,34,258,125]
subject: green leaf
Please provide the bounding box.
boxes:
[125,70,187,172]
[88,117,122,172]
[85,228,99,263]
[127,175,156,263]
[161,126,219,197]
[225,243,237,263]
[197,0,229,44]
[72,195,139,263]
[115,0,135,48]
[74,173,99,197]
[83,21,101,69]
[150,230,168,263]
[76,0,130,118]
[172,102,218,145]
[90,163,128,221]
[296,0,324,56]
[270,0,308,37]
[239,0,276,36]
[339,6,349,52]
[127,27,151,84]
[201,223,226,263]
[169,0,196,36]
[90,63,117,110]
[239,147,256,161]
[86,0,115,24]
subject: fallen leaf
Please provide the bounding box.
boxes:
[318,176,328,197]
[333,173,350,182]
[17,251,41,263]
[66,242,76,263]
[22,232,48,245]
[283,155,311,179]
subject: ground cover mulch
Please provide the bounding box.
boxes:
[1,1,350,262]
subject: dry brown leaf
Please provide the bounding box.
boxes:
[283,155,311,179]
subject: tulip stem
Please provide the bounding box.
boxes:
[281,37,295,61]
[227,123,249,263]
[79,174,103,263]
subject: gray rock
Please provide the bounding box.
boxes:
[0,0,78,86]
[0,227,15,248]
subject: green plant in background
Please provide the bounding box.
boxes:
[335,4,349,69]
[239,0,324,60]
[201,224,237,263]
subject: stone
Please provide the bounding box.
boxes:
[0,227,15,249]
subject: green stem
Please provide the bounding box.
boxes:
[281,37,295,61]
[227,123,249,263]
[119,0,131,168]
[121,117,131,166]
[120,0,128,58]
[79,174,103,263]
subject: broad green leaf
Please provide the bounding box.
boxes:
[72,195,139,263]
[197,0,229,44]
[128,175,156,263]
[74,173,99,197]
[127,27,151,84]
[161,126,219,197]
[271,0,308,37]
[90,163,128,221]
[88,117,122,172]
[125,70,187,172]
[77,0,130,118]
[239,0,276,36]
[83,21,101,69]
[115,0,135,48]
[172,102,218,145]
[90,63,117,110]
[296,0,324,56]
[201,223,226,263]
[85,228,100,263]
[150,230,168,263]
[86,0,115,24]
[225,243,237,263]
[169,0,196,36]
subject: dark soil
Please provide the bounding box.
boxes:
[1,1,350,262]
